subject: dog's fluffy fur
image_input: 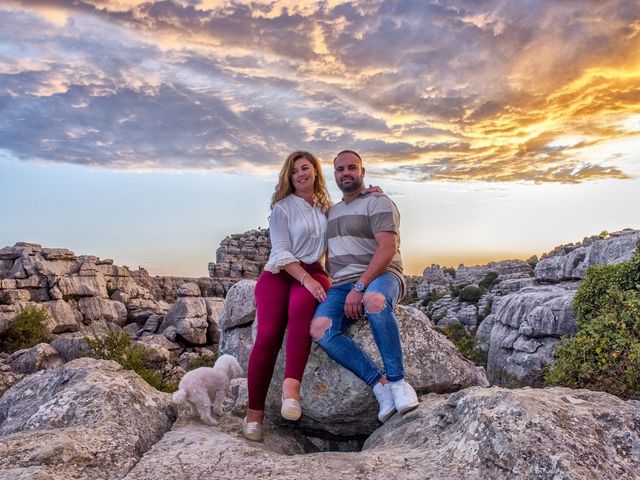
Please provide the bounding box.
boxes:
[172,354,243,425]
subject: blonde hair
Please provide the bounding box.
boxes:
[271,151,332,214]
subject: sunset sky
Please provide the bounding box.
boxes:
[1,0,639,277]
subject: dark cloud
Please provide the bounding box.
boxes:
[1,0,639,182]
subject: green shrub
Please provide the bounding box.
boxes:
[443,267,456,278]
[441,323,487,367]
[479,271,499,291]
[0,305,50,353]
[459,285,483,303]
[545,243,640,399]
[421,289,444,307]
[186,353,217,370]
[86,330,177,393]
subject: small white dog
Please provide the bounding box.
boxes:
[172,354,243,425]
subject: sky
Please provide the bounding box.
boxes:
[1,0,639,277]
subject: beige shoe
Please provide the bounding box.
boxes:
[242,417,263,442]
[281,396,302,421]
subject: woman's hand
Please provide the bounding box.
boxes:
[365,184,384,194]
[303,276,327,303]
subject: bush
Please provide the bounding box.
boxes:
[441,323,487,367]
[186,353,217,370]
[86,330,177,393]
[0,305,50,353]
[479,271,499,291]
[459,285,483,303]
[421,289,444,307]
[545,243,640,399]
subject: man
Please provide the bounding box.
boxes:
[310,150,419,423]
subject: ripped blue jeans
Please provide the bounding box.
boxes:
[311,272,404,386]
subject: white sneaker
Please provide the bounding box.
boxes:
[390,380,419,414]
[373,382,396,423]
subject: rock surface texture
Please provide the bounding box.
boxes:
[0,358,176,480]
[124,386,640,480]
[219,280,489,437]
[415,229,640,386]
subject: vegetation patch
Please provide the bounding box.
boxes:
[0,305,51,353]
[479,271,500,291]
[544,243,640,400]
[441,323,487,367]
[421,289,445,307]
[186,353,217,370]
[86,330,177,392]
[458,285,483,303]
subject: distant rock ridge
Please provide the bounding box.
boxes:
[414,228,640,387]
[208,228,270,283]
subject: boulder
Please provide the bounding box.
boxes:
[0,289,31,304]
[120,386,640,480]
[219,280,257,330]
[5,343,63,374]
[204,297,224,343]
[220,285,488,436]
[42,299,84,333]
[0,358,177,480]
[0,363,24,397]
[77,297,127,326]
[49,334,91,362]
[126,298,170,324]
[486,285,577,386]
[177,282,200,297]
[56,274,108,298]
[160,297,208,345]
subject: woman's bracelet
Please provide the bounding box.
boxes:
[300,272,308,286]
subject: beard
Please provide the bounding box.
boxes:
[338,175,363,193]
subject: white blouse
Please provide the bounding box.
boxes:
[264,194,328,273]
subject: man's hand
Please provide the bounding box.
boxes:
[344,289,364,319]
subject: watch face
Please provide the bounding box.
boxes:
[354,282,365,292]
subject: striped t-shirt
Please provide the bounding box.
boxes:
[326,192,405,295]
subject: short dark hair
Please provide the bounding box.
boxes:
[334,150,362,163]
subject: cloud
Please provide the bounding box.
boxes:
[1,0,639,182]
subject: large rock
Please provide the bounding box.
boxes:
[0,358,177,480]
[77,297,127,326]
[56,274,108,298]
[160,297,208,345]
[204,297,224,343]
[5,343,63,374]
[534,229,640,282]
[42,299,84,333]
[486,284,577,386]
[219,280,257,330]
[121,386,640,480]
[220,284,489,436]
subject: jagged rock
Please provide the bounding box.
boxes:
[219,280,257,330]
[77,297,128,326]
[56,274,108,298]
[220,284,488,436]
[208,229,270,289]
[42,299,84,333]
[534,229,640,282]
[219,323,255,371]
[118,386,640,480]
[5,343,63,374]
[136,334,182,366]
[0,362,24,397]
[159,297,208,345]
[177,282,200,297]
[204,297,224,343]
[0,358,177,480]
[126,298,170,324]
[486,284,577,386]
[0,289,30,304]
[49,334,91,362]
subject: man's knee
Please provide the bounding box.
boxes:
[310,316,332,341]
[363,292,386,314]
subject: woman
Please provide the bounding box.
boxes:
[243,151,332,442]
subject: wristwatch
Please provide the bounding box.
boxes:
[353,281,366,293]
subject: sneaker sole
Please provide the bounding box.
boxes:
[397,402,419,414]
[378,408,396,423]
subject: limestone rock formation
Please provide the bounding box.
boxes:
[0,358,176,480]
[219,280,489,436]
[208,228,270,295]
[123,386,640,480]
[415,229,640,387]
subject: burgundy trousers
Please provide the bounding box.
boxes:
[247,262,331,410]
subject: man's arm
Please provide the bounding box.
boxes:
[344,231,397,319]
